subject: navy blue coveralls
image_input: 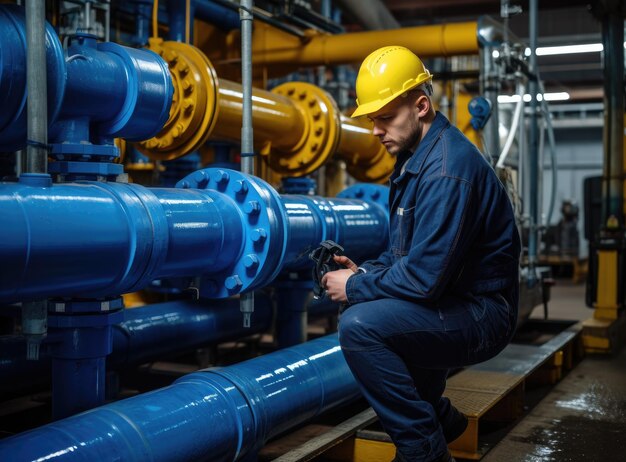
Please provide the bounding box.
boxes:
[340,112,521,461]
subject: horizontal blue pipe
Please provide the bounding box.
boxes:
[281,194,389,271]
[0,169,388,303]
[0,295,274,394]
[0,334,360,462]
[0,178,243,302]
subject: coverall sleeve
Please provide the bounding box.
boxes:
[358,249,395,271]
[345,175,480,304]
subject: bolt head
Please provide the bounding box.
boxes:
[225,275,243,290]
[243,254,259,269]
[251,228,267,243]
[234,180,249,194]
[244,200,261,215]
[211,170,230,184]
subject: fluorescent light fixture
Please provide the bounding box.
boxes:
[523,42,626,56]
[536,43,604,56]
[498,92,570,103]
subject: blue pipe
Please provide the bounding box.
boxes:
[0,295,274,394]
[0,173,245,302]
[134,1,153,46]
[281,193,389,272]
[0,5,172,152]
[167,0,195,43]
[194,0,241,30]
[0,168,388,303]
[0,334,360,461]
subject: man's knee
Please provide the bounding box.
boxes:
[338,301,383,349]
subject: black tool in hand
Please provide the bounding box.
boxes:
[309,240,344,300]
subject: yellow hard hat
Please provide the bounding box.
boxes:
[351,46,433,118]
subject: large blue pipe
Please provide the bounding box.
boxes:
[0,295,274,394]
[0,334,359,462]
[0,169,388,303]
[0,5,172,151]
[0,174,245,302]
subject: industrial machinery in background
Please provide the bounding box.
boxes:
[0,0,590,460]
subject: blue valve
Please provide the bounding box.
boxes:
[468,96,492,131]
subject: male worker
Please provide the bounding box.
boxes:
[321,46,521,462]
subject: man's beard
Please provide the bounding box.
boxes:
[385,117,423,155]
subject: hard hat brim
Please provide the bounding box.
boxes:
[350,94,397,118]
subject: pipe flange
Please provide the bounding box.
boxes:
[177,168,288,298]
[338,184,390,213]
[136,39,219,161]
[268,82,341,177]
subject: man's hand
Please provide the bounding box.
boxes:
[333,255,358,272]
[320,255,358,303]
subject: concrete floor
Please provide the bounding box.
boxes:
[480,281,626,462]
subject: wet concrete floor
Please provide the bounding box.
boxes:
[479,282,626,462]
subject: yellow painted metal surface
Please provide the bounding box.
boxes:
[137,39,219,161]
[337,115,393,183]
[240,21,478,70]
[594,249,619,314]
[137,43,390,179]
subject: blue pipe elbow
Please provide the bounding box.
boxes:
[0,5,173,152]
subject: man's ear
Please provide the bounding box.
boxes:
[414,94,430,118]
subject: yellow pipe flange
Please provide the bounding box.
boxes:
[337,115,394,183]
[267,82,341,177]
[136,39,219,161]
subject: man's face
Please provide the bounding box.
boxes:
[368,93,423,156]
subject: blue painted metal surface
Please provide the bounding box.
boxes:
[194,0,241,30]
[167,0,195,42]
[0,169,388,304]
[0,295,274,394]
[338,183,390,213]
[281,177,317,195]
[47,298,125,419]
[280,192,389,271]
[0,5,173,160]
[177,168,290,298]
[0,173,242,302]
[0,292,274,392]
[0,4,66,151]
[0,335,360,462]
[274,280,313,348]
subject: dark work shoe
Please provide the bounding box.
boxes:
[442,407,468,443]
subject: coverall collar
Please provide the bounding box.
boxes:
[392,111,450,184]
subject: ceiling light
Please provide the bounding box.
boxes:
[536,43,603,56]
[497,92,570,103]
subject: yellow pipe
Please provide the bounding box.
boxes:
[212,79,307,151]
[337,115,393,183]
[245,21,478,67]
[137,40,393,182]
